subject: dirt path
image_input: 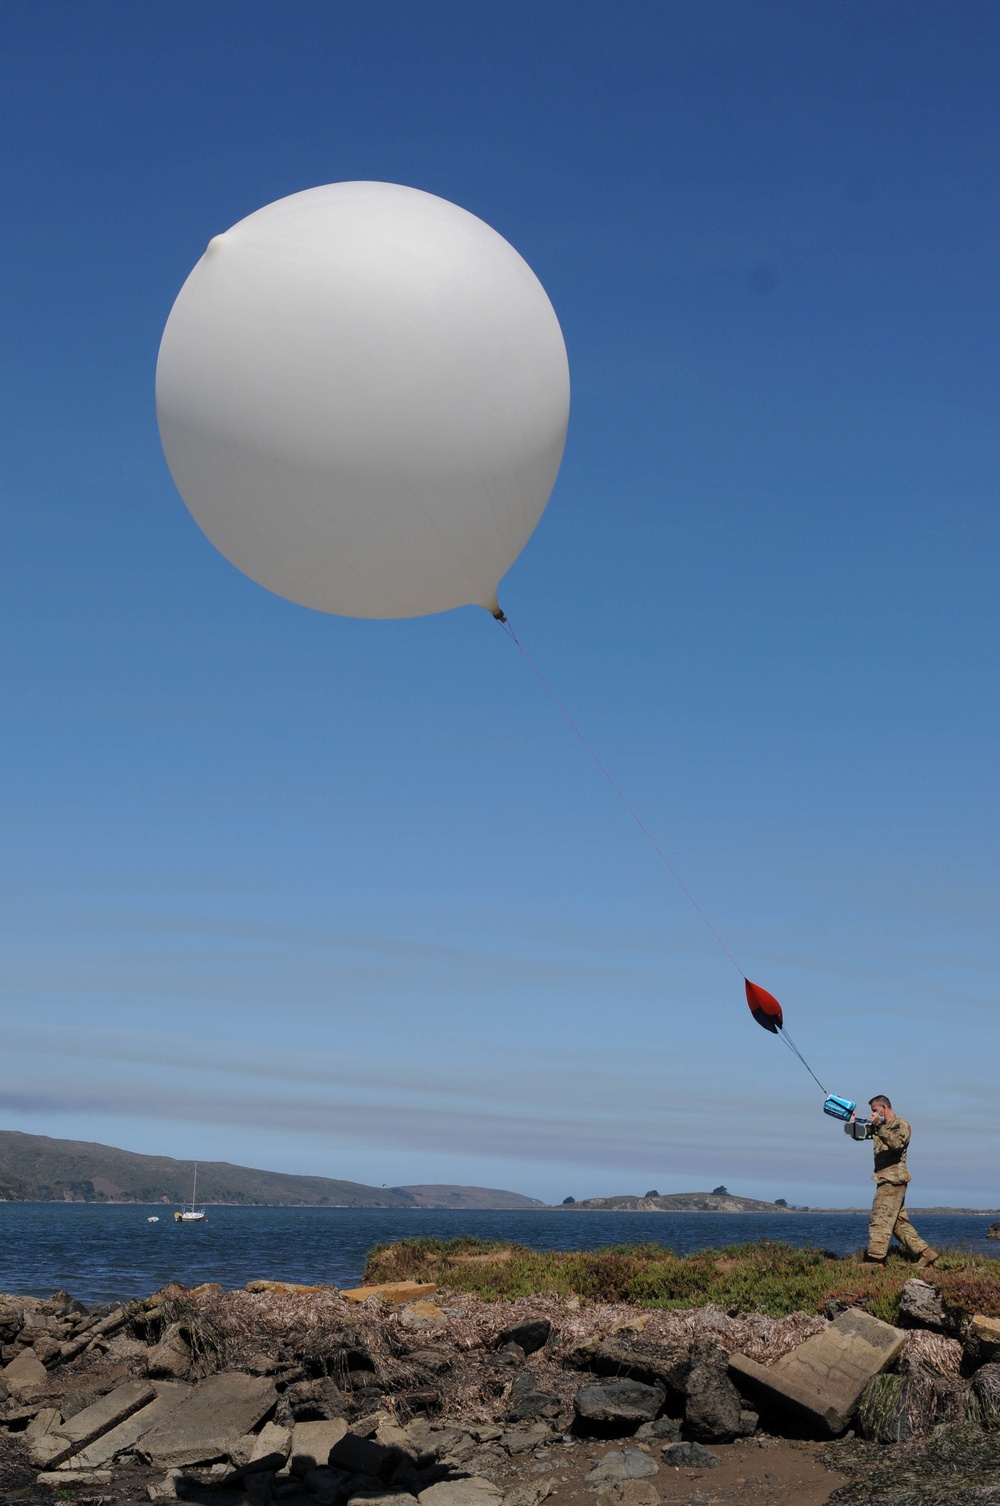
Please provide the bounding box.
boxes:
[490,1434,849,1506]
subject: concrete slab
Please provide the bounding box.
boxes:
[62,1383,191,1468]
[729,1307,904,1435]
[341,1282,437,1305]
[289,1419,349,1473]
[137,1372,277,1468]
[52,1381,156,1451]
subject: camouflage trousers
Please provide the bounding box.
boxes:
[868,1181,929,1260]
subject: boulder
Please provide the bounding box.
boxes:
[584,1449,657,1483]
[289,1418,350,1472]
[2,1347,47,1395]
[634,1417,681,1442]
[137,1372,277,1467]
[987,1223,1000,1240]
[897,1280,952,1334]
[729,1308,905,1436]
[574,1379,665,1432]
[593,1483,657,1506]
[241,1421,292,1474]
[328,1431,394,1477]
[284,1376,349,1421]
[565,1335,689,1398]
[662,1441,721,1469]
[498,1320,551,1356]
[147,1323,193,1379]
[508,1391,562,1423]
[683,1336,742,1444]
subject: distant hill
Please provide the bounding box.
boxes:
[0,1131,533,1209]
[557,1191,795,1213]
[400,1184,544,1210]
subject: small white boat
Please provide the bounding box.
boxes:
[147,1216,160,1223]
[174,1163,207,1223]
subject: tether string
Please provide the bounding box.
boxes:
[497,615,833,1096]
[497,615,744,978]
[779,1027,828,1095]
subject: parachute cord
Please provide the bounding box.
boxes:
[497,615,744,979]
[778,1026,828,1096]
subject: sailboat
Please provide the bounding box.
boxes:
[173,1163,207,1222]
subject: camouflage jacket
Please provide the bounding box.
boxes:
[871,1116,911,1185]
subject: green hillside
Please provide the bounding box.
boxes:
[0,1130,415,1206]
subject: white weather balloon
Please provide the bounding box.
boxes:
[156,182,569,619]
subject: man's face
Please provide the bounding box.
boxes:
[869,1101,894,1125]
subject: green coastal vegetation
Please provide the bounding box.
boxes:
[364,1235,1000,1323]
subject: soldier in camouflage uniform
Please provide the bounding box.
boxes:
[854,1095,938,1266]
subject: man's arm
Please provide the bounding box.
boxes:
[873,1119,910,1151]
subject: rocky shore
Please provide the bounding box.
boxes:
[4,1262,1000,1506]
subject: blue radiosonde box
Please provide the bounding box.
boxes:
[823,1094,856,1120]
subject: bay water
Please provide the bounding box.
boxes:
[2,1205,998,1306]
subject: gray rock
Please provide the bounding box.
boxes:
[501,1425,551,1454]
[328,1431,393,1478]
[574,1380,665,1430]
[738,1408,759,1436]
[1,1347,47,1395]
[897,1280,951,1334]
[565,1336,689,1399]
[499,1321,551,1356]
[147,1323,193,1379]
[503,1481,556,1506]
[419,1479,503,1506]
[585,1448,657,1483]
[634,1416,681,1442]
[137,1372,278,1468]
[508,1391,562,1423]
[662,1441,721,1469]
[684,1337,742,1444]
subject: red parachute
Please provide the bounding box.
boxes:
[745,978,783,1033]
[745,977,828,1094]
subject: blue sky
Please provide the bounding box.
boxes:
[1,1,997,1207]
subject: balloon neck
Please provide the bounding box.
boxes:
[480,590,506,623]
